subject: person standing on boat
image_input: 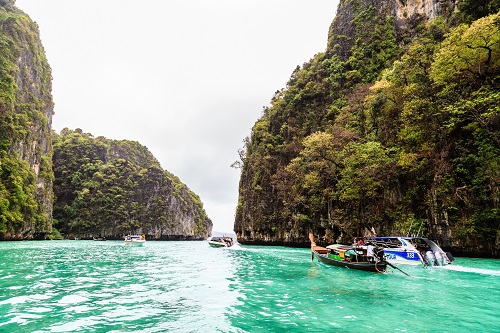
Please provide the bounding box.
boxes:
[355,237,366,246]
[367,244,375,259]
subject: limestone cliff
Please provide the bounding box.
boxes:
[0,0,54,239]
[327,0,458,60]
[234,0,500,257]
[52,129,212,240]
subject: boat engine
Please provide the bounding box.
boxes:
[425,251,437,266]
[373,246,385,262]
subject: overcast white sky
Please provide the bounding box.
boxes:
[15,0,339,233]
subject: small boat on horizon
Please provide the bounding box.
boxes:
[124,234,145,246]
[208,235,234,247]
[93,236,106,241]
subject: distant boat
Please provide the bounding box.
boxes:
[309,234,387,273]
[124,234,145,245]
[208,235,234,247]
[93,236,106,241]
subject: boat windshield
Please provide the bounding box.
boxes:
[368,237,402,248]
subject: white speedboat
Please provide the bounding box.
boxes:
[124,234,146,245]
[208,236,234,247]
[363,236,454,266]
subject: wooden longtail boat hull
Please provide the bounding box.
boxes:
[312,249,387,273]
[309,233,386,273]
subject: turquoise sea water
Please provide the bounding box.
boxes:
[0,241,499,333]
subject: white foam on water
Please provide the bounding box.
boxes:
[440,264,500,276]
[228,244,243,250]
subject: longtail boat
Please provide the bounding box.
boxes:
[309,233,387,273]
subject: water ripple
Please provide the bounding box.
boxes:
[1,241,499,332]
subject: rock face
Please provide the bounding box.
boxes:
[0,1,54,239]
[393,0,458,21]
[327,0,458,60]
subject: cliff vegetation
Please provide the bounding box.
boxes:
[0,1,54,239]
[52,128,212,240]
[235,0,500,257]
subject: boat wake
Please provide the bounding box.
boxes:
[228,244,243,250]
[440,265,500,276]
